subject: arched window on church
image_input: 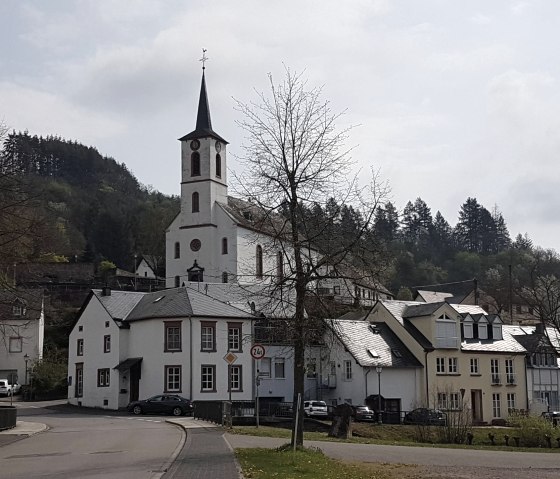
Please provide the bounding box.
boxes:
[222,272,228,283]
[191,152,200,176]
[276,251,283,281]
[192,192,199,213]
[222,237,228,254]
[174,242,180,259]
[256,245,263,279]
[216,154,221,178]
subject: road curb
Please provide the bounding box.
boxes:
[223,433,245,479]
[150,421,187,479]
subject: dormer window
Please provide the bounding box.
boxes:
[12,304,24,316]
[462,315,474,339]
[435,313,458,349]
[477,316,488,340]
[491,316,503,340]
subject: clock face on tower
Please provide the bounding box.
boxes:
[190,140,200,151]
[215,141,221,152]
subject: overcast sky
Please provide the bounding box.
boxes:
[1,0,559,251]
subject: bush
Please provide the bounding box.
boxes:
[508,411,556,447]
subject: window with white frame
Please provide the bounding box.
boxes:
[75,363,83,398]
[77,338,84,356]
[201,322,216,351]
[9,337,22,353]
[470,357,479,375]
[229,365,242,392]
[201,365,215,392]
[463,318,474,339]
[507,393,516,411]
[491,359,500,384]
[97,368,110,387]
[449,392,461,410]
[437,392,447,409]
[274,358,285,379]
[436,357,446,374]
[228,322,242,352]
[344,360,352,380]
[505,359,515,384]
[492,320,503,340]
[103,335,111,353]
[492,393,501,417]
[478,319,488,339]
[448,357,458,374]
[259,358,271,378]
[165,322,181,352]
[165,365,181,392]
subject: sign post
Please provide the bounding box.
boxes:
[251,344,266,428]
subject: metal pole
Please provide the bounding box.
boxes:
[256,361,260,429]
[377,370,382,424]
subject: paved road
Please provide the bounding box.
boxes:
[1,400,184,479]
[226,434,560,472]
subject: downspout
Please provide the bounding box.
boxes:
[189,316,193,399]
[424,350,430,408]
[524,354,530,411]
[364,368,371,401]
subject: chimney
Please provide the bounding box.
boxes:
[535,323,545,335]
[102,287,111,297]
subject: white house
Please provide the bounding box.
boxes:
[68,286,256,410]
[0,289,44,387]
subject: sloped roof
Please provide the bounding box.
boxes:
[93,290,145,320]
[402,302,447,318]
[415,290,454,303]
[0,288,43,321]
[327,319,421,368]
[450,304,488,316]
[413,280,475,302]
[126,287,251,321]
[376,300,421,325]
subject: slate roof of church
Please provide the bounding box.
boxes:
[179,71,228,144]
[327,319,421,368]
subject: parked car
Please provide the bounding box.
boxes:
[0,380,20,396]
[127,395,193,416]
[303,400,328,418]
[403,408,446,426]
[353,405,376,422]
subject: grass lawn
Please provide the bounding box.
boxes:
[236,446,414,479]
[230,422,560,452]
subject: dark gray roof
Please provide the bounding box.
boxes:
[403,319,434,351]
[402,302,446,318]
[93,289,144,320]
[327,319,422,368]
[179,72,227,144]
[126,287,251,321]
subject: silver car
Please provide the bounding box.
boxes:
[304,400,328,417]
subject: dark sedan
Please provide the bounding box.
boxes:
[354,405,376,422]
[403,408,446,426]
[127,395,193,416]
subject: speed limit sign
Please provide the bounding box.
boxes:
[251,344,266,360]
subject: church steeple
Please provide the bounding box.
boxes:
[196,72,212,131]
[179,63,228,144]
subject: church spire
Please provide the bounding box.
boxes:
[179,51,228,144]
[195,71,212,131]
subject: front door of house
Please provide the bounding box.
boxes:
[471,389,483,423]
[129,363,140,402]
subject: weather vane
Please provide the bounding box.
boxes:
[200,48,209,70]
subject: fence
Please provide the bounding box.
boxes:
[0,406,17,431]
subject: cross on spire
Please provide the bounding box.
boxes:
[200,49,209,70]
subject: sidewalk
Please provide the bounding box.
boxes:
[0,420,48,447]
[164,417,241,479]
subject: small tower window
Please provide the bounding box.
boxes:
[222,237,228,255]
[256,245,263,279]
[192,192,199,213]
[216,154,222,178]
[191,152,201,177]
[174,242,180,259]
[222,272,228,283]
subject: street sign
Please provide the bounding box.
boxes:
[223,351,238,364]
[250,344,266,360]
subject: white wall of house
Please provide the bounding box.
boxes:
[255,344,295,402]
[136,259,156,279]
[0,304,44,386]
[67,296,121,409]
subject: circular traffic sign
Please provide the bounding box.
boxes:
[251,344,266,360]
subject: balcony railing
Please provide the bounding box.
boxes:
[491,374,502,385]
[506,374,516,385]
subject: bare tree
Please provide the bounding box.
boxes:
[233,68,388,446]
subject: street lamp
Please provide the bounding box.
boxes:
[24,353,29,385]
[376,365,383,424]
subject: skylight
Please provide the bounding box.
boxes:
[153,296,165,303]
[367,348,379,358]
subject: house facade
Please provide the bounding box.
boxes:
[0,289,44,387]
[366,300,528,424]
[67,287,255,410]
